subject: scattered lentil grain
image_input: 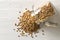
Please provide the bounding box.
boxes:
[42,29,44,32]
[42,33,45,35]
[13,29,15,31]
[35,35,37,37]
[19,11,21,13]
[25,8,27,10]
[15,23,17,26]
[18,35,20,37]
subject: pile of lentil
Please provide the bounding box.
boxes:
[16,10,40,37]
[15,2,55,38]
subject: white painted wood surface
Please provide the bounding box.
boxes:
[0,0,60,40]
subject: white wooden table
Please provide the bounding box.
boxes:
[0,0,60,40]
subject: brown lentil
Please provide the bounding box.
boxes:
[15,2,55,38]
